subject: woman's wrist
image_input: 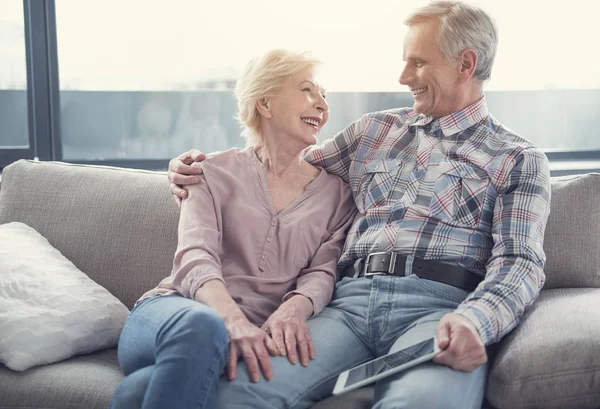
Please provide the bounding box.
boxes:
[287,294,314,320]
[194,279,246,323]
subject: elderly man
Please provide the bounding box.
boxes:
[168,1,551,408]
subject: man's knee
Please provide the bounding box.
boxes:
[373,387,449,409]
[373,362,487,409]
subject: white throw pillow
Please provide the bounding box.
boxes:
[0,222,129,371]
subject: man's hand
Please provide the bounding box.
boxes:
[224,315,279,383]
[261,295,316,367]
[168,149,206,206]
[433,313,487,372]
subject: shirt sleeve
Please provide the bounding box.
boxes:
[303,114,370,183]
[455,148,552,345]
[169,175,225,299]
[282,188,357,315]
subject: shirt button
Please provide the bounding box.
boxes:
[261,255,266,260]
[271,221,276,226]
[267,237,272,242]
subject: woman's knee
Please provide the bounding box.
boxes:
[169,304,229,351]
[110,366,153,409]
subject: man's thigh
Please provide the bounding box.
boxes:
[373,315,488,409]
[215,307,373,409]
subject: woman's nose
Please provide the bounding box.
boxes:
[316,95,328,112]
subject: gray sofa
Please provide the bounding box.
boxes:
[0,159,599,409]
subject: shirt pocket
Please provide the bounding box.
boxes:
[429,162,489,228]
[360,158,401,209]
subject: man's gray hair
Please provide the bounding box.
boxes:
[404,1,498,81]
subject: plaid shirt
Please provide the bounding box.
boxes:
[305,97,551,345]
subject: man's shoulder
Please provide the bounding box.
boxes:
[484,115,544,155]
[482,116,549,177]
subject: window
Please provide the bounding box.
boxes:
[0,0,29,158]
[2,0,599,172]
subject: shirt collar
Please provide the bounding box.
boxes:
[408,96,489,137]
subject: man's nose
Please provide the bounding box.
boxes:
[399,64,411,85]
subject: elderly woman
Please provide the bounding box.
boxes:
[109,49,356,409]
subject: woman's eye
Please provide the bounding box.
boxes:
[303,88,311,92]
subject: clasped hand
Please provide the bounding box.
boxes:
[226,295,315,383]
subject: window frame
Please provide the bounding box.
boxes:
[1,0,598,177]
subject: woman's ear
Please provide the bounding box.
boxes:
[256,98,272,119]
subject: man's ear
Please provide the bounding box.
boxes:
[256,98,272,119]
[459,49,478,82]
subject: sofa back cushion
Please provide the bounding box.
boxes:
[0,161,598,309]
[0,160,179,309]
[542,172,600,289]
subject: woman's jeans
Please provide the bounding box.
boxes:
[109,295,229,409]
[215,274,489,409]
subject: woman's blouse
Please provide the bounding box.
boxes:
[139,147,357,326]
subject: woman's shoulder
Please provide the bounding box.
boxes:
[317,168,351,192]
[311,168,354,207]
[201,147,254,175]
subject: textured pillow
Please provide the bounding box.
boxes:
[0,222,129,371]
[543,173,600,289]
[487,288,600,409]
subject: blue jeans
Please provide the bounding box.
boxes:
[215,275,488,409]
[109,295,229,409]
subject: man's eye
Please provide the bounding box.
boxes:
[303,87,311,92]
[415,61,424,68]
[321,94,327,100]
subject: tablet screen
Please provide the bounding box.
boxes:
[344,337,436,388]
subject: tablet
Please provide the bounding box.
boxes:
[332,336,440,396]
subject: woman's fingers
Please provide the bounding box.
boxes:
[296,333,310,367]
[253,341,274,381]
[227,342,239,381]
[267,323,287,356]
[240,342,261,383]
[263,332,279,356]
[306,328,317,361]
[283,324,299,365]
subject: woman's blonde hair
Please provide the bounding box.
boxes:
[234,49,322,148]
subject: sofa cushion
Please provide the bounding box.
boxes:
[542,173,600,289]
[0,348,122,409]
[487,288,600,409]
[0,160,180,309]
[0,222,129,371]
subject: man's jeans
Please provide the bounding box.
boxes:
[216,275,488,409]
[109,295,229,409]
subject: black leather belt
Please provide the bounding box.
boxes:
[342,252,482,293]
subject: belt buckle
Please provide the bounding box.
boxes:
[363,252,397,277]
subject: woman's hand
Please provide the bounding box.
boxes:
[261,295,316,367]
[224,315,279,383]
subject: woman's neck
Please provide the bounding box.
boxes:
[255,140,309,179]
